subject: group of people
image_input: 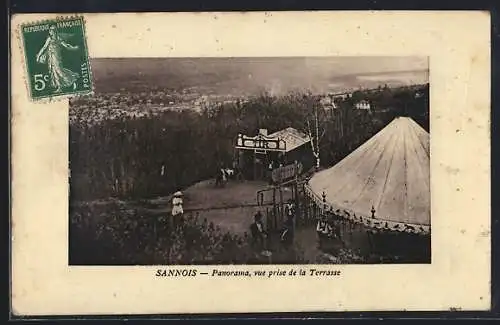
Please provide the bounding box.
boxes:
[249,201,350,255]
[169,188,297,257]
[316,214,344,251]
[214,162,243,187]
[267,159,285,185]
[166,191,304,262]
[249,200,297,254]
[169,183,347,259]
[214,167,228,187]
[171,185,345,257]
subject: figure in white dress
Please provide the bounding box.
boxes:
[36,25,80,92]
[171,191,184,228]
[172,191,184,216]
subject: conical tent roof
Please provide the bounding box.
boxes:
[307,117,430,232]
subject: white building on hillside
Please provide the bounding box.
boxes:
[355,100,371,111]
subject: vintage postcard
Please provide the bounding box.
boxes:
[10,11,491,315]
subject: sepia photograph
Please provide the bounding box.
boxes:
[68,56,430,266]
[11,11,490,315]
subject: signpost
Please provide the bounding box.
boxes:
[270,161,303,227]
[272,161,303,184]
[237,130,308,233]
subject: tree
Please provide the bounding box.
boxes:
[302,95,327,170]
[69,84,429,201]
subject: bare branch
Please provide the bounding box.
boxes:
[306,119,318,155]
[309,136,316,154]
[319,128,327,141]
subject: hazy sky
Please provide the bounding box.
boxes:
[92,56,429,94]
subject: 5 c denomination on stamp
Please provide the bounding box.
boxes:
[20,16,93,101]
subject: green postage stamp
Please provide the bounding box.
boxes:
[20,16,93,101]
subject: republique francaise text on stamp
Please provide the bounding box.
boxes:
[20,16,93,101]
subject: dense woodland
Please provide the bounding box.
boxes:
[69,84,429,201]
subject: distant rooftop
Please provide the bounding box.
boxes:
[268,127,311,152]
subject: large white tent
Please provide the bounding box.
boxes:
[306,117,430,234]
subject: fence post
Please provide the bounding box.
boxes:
[273,208,277,232]
[265,207,269,230]
[279,185,284,226]
[303,184,309,224]
[272,186,276,223]
[266,208,272,232]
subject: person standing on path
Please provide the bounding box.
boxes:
[250,211,267,250]
[171,191,184,229]
[280,214,295,248]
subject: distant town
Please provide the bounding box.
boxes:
[69,84,426,126]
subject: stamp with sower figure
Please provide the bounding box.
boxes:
[20,16,93,101]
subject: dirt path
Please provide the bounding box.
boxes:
[74,178,323,261]
[132,179,295,234]
[151,179,322,260]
